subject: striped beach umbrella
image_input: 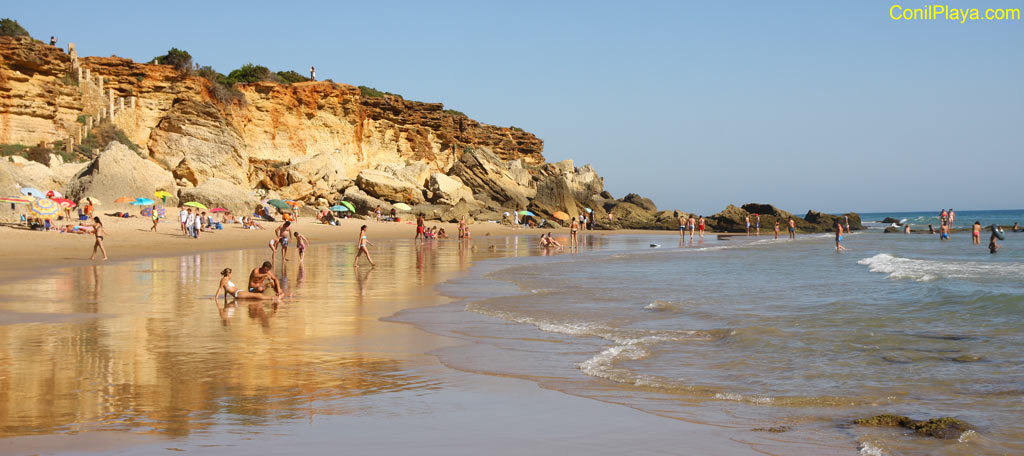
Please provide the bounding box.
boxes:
[1,196,32,205]
[30,198,61,218]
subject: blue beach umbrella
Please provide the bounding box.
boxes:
[329,205,349,212]
[20,187,44,198]
[132,198,155,206]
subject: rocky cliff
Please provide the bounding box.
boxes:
[0,36,543,193]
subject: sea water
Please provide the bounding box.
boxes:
[413,226,1024,455]
[861,209,1024,231]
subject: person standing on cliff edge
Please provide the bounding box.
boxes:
[310,66,316,81]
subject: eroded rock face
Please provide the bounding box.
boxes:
[177,177,258,215]
[355,169,424,204]
[65,142,177,205]
[427,173,475,205]
[707,204,749,232]
[343,186,391,215]
[621,193,657,213]
[449,147,533,209]
[148,99,249,186]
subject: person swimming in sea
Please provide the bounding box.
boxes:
[214,268,278,304]
[989,229,1000,254]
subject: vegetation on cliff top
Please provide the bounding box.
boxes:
[0,18,30,38]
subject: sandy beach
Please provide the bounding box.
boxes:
[0,220,770,455]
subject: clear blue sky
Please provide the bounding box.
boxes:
[9,1,1022,214]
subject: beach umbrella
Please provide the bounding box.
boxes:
[140,206,166,217]
[0,196,32,205]
[340,201,356,213]
[20,187,44,198]
[51,197,76,208]
[114,196,135,203]
[393,202,412,211]
[584,208,593,213]
[46,190,63,198]
[552,211,570,221]
[154,190,173,203]
[267,199,291,210]
[82,196,101,206]
[132,198,155,206]
[517,210,535,217]
[209,207,229,213]
[184,201,208,210]
[286,200,303,208]
[29,198,61,218]
[329,205,349,212]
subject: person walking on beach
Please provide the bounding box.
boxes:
[745,215,751,235]
[193,210,203,239]
[834,220,846,252]
[215,268,277,304]
[248,261,283,296]
[679,214,687,238]
[972,221,982,245]
[788,217,796,239]
[844,215,851,233]
[755,213,761,236]
[416,214,425,240]
[354,225,376,267]
[150,205,159,232]
[698,216,706,241]
[570,217,580,248]
[774,220,780,240]
[458,216,467,239]
[688,215,696,241]
[275,221,292,262]
[294,231,309,263]
[179,206,188,235]
[89,217,108,260]
[185,208,196,238]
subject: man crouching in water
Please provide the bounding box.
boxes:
[248,261,283,297]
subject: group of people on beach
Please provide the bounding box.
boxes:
[678,215,708,241]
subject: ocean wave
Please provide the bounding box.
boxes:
[643,300,683,311]
[857,440,887,456]
[858,253,1024,282]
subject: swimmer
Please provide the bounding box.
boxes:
[972,221,981,245]
[989,229,1000,254]
[354,225,376,267]
[89,217,108,260]
[247,261,283,297]
[215,268,276,304]
[940,223,950,241]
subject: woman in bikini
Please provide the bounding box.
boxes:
[89,217,108,260]
[354,225,376,267]
[972,221,981,245]
[214,268,276,304]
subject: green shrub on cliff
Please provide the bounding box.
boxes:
[359,86,392,98]
[0,18,30,37]
[195,66,246,105]
[77,123,141,158]
[152,48,193,73]
[276,70,310,84]
[443,109,466,117]
[226,63,281,85]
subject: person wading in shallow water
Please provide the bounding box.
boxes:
[354,225,376,267]
[834,219,846,252]
[89,217,108,260]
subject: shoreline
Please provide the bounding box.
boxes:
[0,226,764,455]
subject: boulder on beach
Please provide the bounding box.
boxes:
[427,173,475,206]
[621,193,657,212]
[65,142,178,206]
[707,204,749,232]
[343,186,392,215]
[355,169,425,204]
[882,217,901,224]
[177,177,259,215]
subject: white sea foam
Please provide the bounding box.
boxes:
[857,441,887,456]
[858,253,1024,282]
[644,300,680,311]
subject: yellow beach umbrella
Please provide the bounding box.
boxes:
[30,198,61,219]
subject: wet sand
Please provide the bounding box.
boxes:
[0,233,758,455]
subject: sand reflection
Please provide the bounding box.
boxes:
[0,238,527,438]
